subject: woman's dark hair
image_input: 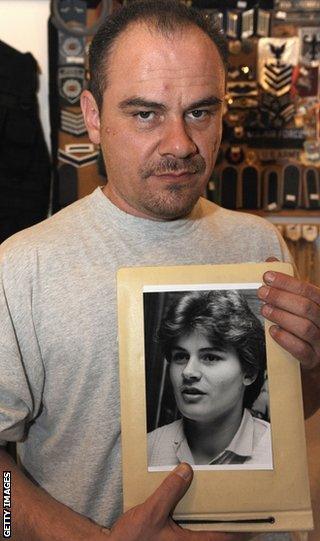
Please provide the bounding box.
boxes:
[89,0,228,111]
[158,290,266,409]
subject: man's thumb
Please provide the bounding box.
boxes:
[146,463,193,520]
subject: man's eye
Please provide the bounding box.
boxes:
[188,109,207,120]
[135,111,155,121]
[171,352,189,363]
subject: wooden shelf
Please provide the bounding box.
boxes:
[238,209,320,218]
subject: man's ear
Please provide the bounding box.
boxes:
[80,90,101,144]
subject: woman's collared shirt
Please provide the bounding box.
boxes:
[147,408,272,468]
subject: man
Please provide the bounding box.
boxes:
[0,1,319,540]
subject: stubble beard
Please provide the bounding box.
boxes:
[138,180,204,220]
[138,155,207,220]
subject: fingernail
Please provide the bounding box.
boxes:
[258,286,270,299]
[174,463,192,481]
[269,325,280,336]
[262,304,272,317]
[264,272,275,284]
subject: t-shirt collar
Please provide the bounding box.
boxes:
[90,186,204,238]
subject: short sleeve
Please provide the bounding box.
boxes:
[0,243,44,445]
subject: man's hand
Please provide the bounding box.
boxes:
[258,270,320,370]
[258,265,320,416]
[1,452,249,541]
[107,463,249,541]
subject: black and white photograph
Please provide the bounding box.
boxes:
[143,284,273,471]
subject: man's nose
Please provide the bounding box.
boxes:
[158,118,198,159]
[182,357,202,380]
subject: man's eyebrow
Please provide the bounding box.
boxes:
[186,96,223,110]
[118,95,223,112]
[118,97,166,111]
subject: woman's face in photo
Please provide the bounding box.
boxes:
[169,330,250,425]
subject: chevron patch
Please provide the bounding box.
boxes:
[260,92,295,127]
[263,65,293,95]
[60,109,87,136]
[58,143,99,168]
[258,37,300,96]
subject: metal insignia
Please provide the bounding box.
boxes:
[256,9,271,37]
[227,12,240,39]
[241,9,254,39]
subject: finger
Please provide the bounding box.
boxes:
[259,286,320,328]
[263,272,320,305]
[146,463,193,521]
[261,302,320,351]
[269,325,319,369]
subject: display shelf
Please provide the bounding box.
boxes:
[240,209,320,218]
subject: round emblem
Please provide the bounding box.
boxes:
[62,78,82,99]
[62,36,83,57]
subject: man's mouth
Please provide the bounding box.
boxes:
[155,171,196,178]
[140,155,206,180]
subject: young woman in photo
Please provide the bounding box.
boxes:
[147,290,272,468]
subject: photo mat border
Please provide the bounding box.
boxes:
[117,262,313,532]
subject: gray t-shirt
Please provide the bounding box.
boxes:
[0,187,291,527]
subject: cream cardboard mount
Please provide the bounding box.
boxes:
[117,262,313,533]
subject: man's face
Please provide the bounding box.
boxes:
[83,22,225,220]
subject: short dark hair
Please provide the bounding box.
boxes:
[158,290,266,409]
[89,0,228,111]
